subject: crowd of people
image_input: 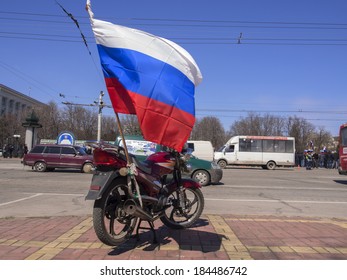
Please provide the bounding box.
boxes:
[1,144,28,158]
[296,150,339,170]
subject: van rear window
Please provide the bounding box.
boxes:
[30,146,45,154]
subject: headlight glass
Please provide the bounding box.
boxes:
[183,163,192,173]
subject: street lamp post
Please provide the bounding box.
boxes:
[97,91,104,143]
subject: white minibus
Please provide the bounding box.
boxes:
[214,135,295,170]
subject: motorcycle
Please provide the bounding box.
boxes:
[85,142,204,246]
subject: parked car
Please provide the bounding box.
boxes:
[22,144,94,173]
[115,135,223,186]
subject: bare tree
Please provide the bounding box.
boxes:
[59,105,98,140]
[191,116,226,149]
[3,99,336,155]
[312,126,332,152]
[229,112,284,136]
[101,115,118,141]
[286,116,315,152]
[36,101,62,140]
[78,109,98,140]
[121,114,141,135]
[262,114,285,136]
[0,114,25,145]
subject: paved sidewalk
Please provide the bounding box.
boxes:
[0,214,347,260]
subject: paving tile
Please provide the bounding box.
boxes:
[0,214,346,260]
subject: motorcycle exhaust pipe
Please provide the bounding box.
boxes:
[124,199,153,221]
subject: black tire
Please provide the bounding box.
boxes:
[218,160,227,169]
[266,161,276,170]
[92,178,137,246]
[34,161,47,172]
[192,170,210,186]
[82,162,94,173]
[160,187,204,229]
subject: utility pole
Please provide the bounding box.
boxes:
[97,91,104,142]
[61,91,111,143]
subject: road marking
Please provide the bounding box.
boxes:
[205,198,347,204]
[3,192,346,208]
[0,193,86,207]
[215,185,347,191]
[23,192,85,196]
[0,193,43,207]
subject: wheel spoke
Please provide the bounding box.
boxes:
[189,195,198,207]
[93,182,138,246]
[109,217,115,235]
[160,187,204,229]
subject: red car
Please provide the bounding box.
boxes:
[22,144,94,173]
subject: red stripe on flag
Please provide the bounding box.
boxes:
[105,77,195,151]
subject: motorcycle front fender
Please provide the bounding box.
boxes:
[85,170,120,200]
[181,178,201,189]
[165,178,201,195]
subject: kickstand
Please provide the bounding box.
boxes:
[135,219,158,244]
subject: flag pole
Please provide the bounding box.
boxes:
[115,112,143,207]
[115,112,132,165]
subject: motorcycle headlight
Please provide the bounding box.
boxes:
[183,163,192,173]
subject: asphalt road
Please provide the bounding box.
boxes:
[1,158,347,219]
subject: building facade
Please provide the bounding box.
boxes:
[0,84,46,117]
[1,84,46,157]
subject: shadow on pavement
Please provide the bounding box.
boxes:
[334,179,347,185]
[108,218,227,256]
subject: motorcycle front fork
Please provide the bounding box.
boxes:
[177,186,186,210]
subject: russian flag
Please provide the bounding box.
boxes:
[87,1,202,151]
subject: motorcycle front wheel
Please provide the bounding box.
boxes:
[160,187,204,229]
[92,178,138,246]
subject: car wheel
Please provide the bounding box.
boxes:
[266,161,276,170]
[192,170,210,186]
[34,161,47,172]
[82,163,94,173]
[217,160,227,169]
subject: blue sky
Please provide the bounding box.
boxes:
[1,0,346,136]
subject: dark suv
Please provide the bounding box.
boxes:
[22,144,94,173]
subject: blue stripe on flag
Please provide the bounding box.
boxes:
[97,44,195,116]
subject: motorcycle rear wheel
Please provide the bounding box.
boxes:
[92,178,138,246]
[160,187,204,229]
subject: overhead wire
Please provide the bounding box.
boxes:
[1,10,346,119]
[2,11,347,26]
[1,11,347,45]
[0,60,58,100]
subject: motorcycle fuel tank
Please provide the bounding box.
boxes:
[144,152,176,177]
